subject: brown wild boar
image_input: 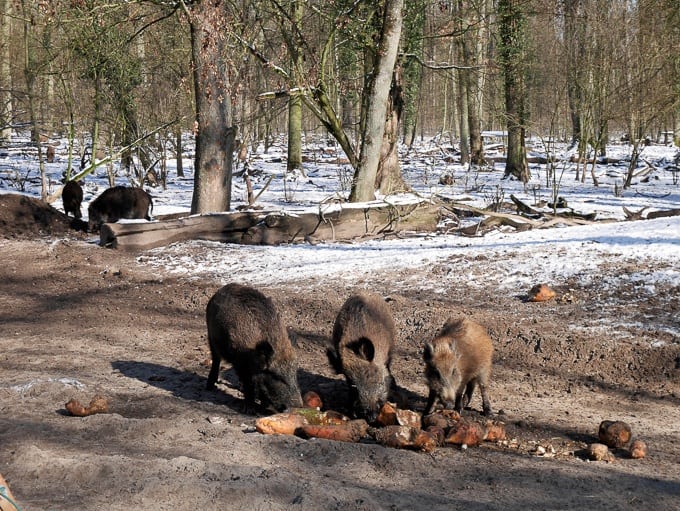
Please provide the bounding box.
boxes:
[327,292,397,422]
[206,283,303,413]
[62,180,83,219]
[423,318,493,416]
[87,185,153,232]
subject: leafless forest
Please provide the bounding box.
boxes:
[1,1,678,205]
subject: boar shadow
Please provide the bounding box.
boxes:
[111,360,347,415]
[112,360,253,413]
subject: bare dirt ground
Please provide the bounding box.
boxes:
[1,194,679,511]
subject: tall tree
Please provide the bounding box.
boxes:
[0,0,11,141]
[286,0,303,173]
[497,0,529,182]
[401,0,426,148]
[563,0,583,148]
[349,0,404,202]
[186,0,235,214]
[18,0,48,198]
[458,0,489,166]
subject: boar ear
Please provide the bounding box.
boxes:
[255,340,275,364]
[287,328,298,347]
[423,342,434,362]
[347,337,375,362]
[326,347,343,374]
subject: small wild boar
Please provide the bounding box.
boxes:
[62,180,83,218]
[423,318,493,416]
[327,292,397,422]
[206,283,303,413]
[87,185,153,232]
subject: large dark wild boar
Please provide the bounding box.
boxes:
[87,185,153,232]
[206,283,303,413]
[62,180,83,218]
[423,318,493,416]
[327,292,397,422]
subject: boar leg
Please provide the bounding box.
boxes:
[478,381,492,416]
[206,357,221,390]
[424,389,438,415]
[238,377,259,414]
[461,381,476,410]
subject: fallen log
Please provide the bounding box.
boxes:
[509,194,542,216]
[99,211,268,251]
[458,215,534,236]
[510,194,597,220]
[646,208,680,220]
[436,196,603,236]
[99,201,442,251]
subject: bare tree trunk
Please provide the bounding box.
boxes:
[375,64,408,194]
[564,0,583,149]
[498,0,530,183]
[456,71,470,165]
[349,0,403,202]
[20,0,47,199]
[287,94,302,172]
[0,0,11,141]
[454,21,470,165]
[401,0,425,150]
[189,0,234,214]
[286,0,303,173]
[175,125,184,178]
[462,0,487,166]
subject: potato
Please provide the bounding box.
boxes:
[377,403,422,428]
[527,283,556,302]
[445,418,485,447]
[425,425,446,446]
[65,399,88,417]
[586,443,614,462]
[396,409,422,428]
[376,402,399,426]
[297,419,368,443]
[255,412,308,435]
[629,439,647,459]
[422,413,448,430]
[482,420,507,442]
[412,430,438,453]
[295,409,349,426]
[302,391,323,409]
[371,425,437,453]
[65,394,109,417]
[422,410,461,429]
[255,408,352,435]
[87,395,109,414]
[598,420,632,448]
[440,409,462,422]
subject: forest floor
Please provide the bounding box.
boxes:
[1,193,679,510]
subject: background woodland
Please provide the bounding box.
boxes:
[0,0,678,209]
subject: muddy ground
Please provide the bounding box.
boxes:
[1,194,679,510]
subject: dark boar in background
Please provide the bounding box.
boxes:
[327,291,397,422]
[206,283,303,413]
[423,318,493,416]
[87,185,153,232]
[62,180,83,219]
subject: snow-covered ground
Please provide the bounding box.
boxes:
[1,135,679,297]
[138,215,680,293]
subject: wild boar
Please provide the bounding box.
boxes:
[62,180,83,218]
[206,283,303,413]
[87,185,153,232]
[423,318,493,416]
[327,292,397,422]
